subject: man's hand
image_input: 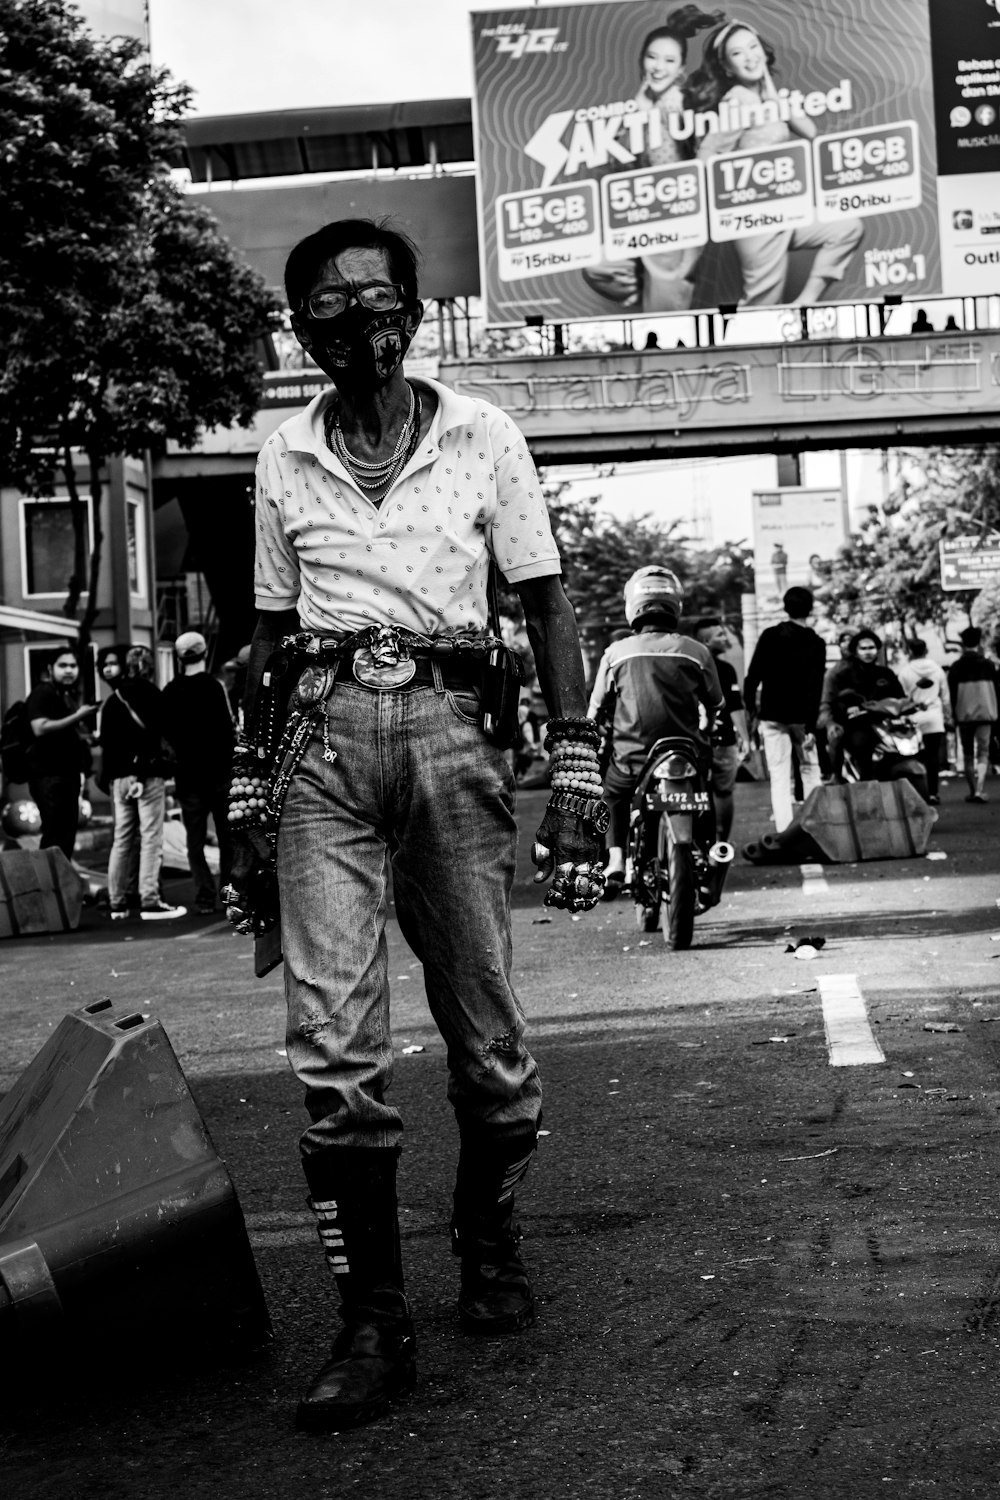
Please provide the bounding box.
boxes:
[531,801,607,912]
[223,826,279,936]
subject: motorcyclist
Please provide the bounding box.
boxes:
[818,627,911,780]
[587,567,724,898]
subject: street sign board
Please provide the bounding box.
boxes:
[939,536,1000,592]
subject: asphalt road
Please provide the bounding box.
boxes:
[3,777,1000,1498]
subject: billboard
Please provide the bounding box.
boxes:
[471,0,942,322]
[929,0,1000,298]
[752,488,848,607]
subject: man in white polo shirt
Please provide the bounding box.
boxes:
[226,218,607,1433]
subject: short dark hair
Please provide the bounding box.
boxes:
[960,625,982,648]
[907,637,928,659]
[783,586,814,619]
[691,615,722,637]
[284,218,421,315]
[50,645,79,667]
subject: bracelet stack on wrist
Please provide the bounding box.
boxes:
[227,767,270,830]
[545,716,603,796]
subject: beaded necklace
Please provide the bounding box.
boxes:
[325,384,421,500]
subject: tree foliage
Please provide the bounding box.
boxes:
[0,0,277,631]
[815,446,1000,637]
[498,483,754,666]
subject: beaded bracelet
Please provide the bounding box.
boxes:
[544,716,601,753]
[548,740,603,797]
[227,768,270,831]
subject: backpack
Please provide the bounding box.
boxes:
[1,700,32,784]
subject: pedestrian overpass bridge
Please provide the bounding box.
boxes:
[437,328,1000,466]
[160,326,1000,483]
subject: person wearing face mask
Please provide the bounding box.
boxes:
[24,646,97,859]
[230,218,605,1433]
[688,18,864,305]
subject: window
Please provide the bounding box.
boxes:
[20,498,92,598]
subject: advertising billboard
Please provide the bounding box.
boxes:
[752,488,848,607]
[471,0,942,323]
[928,0,1000,298]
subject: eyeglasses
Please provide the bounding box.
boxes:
[304,282,405,320]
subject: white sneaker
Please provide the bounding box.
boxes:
[140,899,187,921]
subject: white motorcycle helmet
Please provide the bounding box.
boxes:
[623,566,683,629]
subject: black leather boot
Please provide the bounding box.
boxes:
[451,1126,537,1336]
[296,1146,416,1433]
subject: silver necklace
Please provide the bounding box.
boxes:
[328,385,416,485]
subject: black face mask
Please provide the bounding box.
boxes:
[294,305,416,390]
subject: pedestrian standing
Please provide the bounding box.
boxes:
[25,646,97,859]
[161,631,236,914]
[101,644,186,920]
[96,643,139,907]
[897,638,951,805]
[947,626,999,804]
[225,217,605,1432]
[743,587,826,831]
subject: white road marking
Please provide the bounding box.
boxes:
[799,863,829,895]
[818,973,885,1067]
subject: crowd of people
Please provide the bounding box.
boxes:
[19,631,240,920]
[566,586,999,852]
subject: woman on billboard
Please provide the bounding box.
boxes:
[582,5,721,312]
[689,17,863,305]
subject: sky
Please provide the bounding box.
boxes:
[147,0,506,116]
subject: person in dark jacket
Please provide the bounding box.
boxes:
[743,587,827,831]
[25,646,97,858]
[161,631,236,914]
[817,627,906,780]
[947,625,999,803]
[100,644,185,921]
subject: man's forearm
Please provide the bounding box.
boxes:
[518,581,588,721]
[243,609,299,729]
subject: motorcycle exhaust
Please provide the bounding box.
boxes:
[708,841,735,866]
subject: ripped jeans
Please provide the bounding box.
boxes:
[277,676,542,1156]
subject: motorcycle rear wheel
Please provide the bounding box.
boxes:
[662,823,696,950]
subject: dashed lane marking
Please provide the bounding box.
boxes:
[818,973,885,1067]
[800,863,829,895]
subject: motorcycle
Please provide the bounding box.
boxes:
[626,736,735,950]
[842,696,928,801]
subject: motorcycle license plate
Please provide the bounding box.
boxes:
[662,790,709,811]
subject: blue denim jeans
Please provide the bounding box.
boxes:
[277,676,542,1156]
[108,777,165,908]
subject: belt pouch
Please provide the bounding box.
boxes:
[481,644,525,749]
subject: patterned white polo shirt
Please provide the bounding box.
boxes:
[254,375,561,638]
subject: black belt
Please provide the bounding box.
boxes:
[331,652,481,690]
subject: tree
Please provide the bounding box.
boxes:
[496,483,754,674]
[816,446,1000,637]
[0,0,276,642]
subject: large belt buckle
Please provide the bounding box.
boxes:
[352,626,416,690]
